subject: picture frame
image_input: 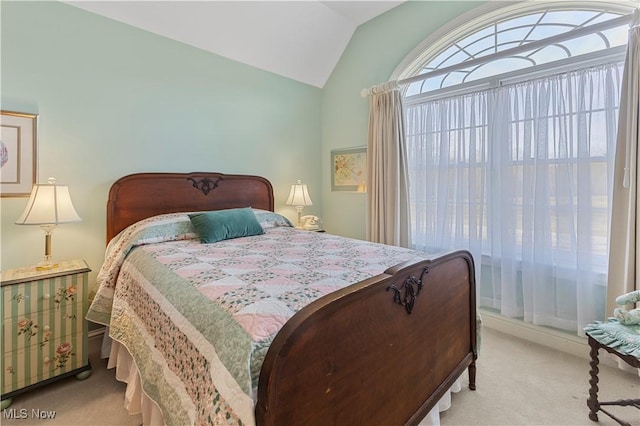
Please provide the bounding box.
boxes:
[331,146,367,192]
[1,110,37,197]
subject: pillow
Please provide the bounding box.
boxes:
[252,209,294,228]
[188,208,265,243]
[616,290,640,306]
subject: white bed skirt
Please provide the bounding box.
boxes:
[103,334,463,426]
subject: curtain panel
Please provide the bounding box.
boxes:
[607,20,640,318]
[364,82,411,248]
[405,63,624,334]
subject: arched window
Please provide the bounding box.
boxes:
[397,1,637,335]
[397,2,633,97]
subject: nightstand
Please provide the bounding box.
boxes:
[1,259,92,409]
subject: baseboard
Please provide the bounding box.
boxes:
[479,309,621,369]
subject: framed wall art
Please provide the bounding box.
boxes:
[331,146,367,192]
[1,110,37,197]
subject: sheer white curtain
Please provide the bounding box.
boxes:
[405,63,624,334]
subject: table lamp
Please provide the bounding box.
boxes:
[15,177,82,270]
[286,179,313,229]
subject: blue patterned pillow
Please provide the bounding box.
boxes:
[189,208,265,243]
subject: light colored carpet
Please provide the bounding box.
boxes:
[440,328,639,426]
[2,327,638,425]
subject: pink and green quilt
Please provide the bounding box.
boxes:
[86,210,429,425]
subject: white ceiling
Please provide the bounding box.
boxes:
[64,1,405,88]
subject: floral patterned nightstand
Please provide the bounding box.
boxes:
[1,260,91,409]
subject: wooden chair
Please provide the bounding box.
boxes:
[584,320,640,426]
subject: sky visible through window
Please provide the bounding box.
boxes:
[406,9,628,95]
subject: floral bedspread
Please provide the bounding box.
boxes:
[86,210,429,425]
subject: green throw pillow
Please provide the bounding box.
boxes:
[188,208,265,243]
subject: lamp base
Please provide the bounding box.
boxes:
[35,261,59,271]
[295,206,304,229]
[36,228,59,270]
[36,250,58,271]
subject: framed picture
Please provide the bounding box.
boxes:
[1,111,37,197]
[331,146,367,192]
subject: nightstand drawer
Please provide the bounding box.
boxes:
[2,265,87,320]
[2,334,87,394]
[3,304,85,353]
[1,259,91,400]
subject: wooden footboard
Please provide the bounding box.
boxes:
[256,250,477,426]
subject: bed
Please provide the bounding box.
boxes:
[87,172,478,425]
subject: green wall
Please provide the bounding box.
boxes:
[1,0,489,294]
[321,0,485,239]
[0,1,322,292]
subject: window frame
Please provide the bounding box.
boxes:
[398,1,634,272]
[392,0,637,94]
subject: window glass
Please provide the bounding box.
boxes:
[528,45,570,64]
[460,26,495,51]
[427,45,459,69]
[410,7,628,94]
[469,57,531,80]
[600,26,629,46]
[400,3,633,334]
[527,24,575,39]
[464,34,497,57]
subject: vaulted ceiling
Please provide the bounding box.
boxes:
[64,1,405,88]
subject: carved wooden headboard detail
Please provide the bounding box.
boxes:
[106,172,274,242]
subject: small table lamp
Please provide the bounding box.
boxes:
[15,177,81,270]
[286,179,313,229]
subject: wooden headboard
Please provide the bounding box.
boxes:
[106,172,274,242]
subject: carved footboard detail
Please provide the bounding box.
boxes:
[387,267,428,314]
[256,250,477,426]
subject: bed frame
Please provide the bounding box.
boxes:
[106,172,478,425]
